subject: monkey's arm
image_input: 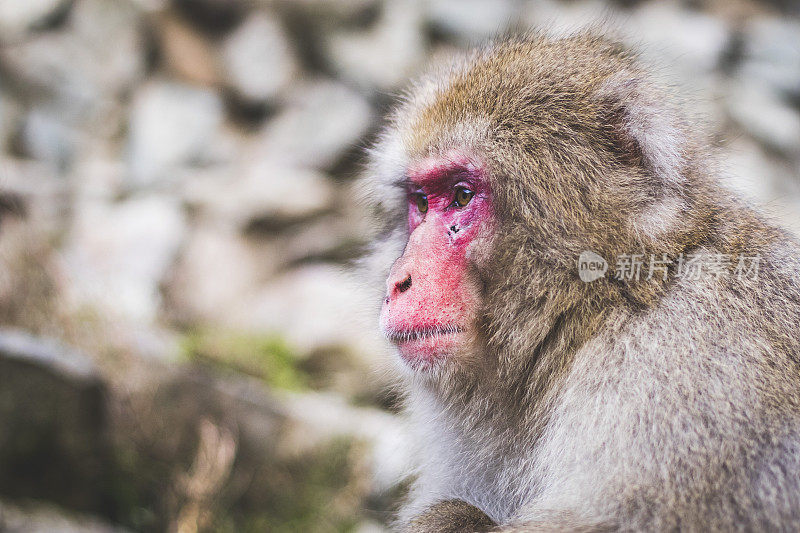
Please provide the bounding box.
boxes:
[402,499,497,533]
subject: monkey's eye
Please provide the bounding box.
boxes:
[414,193,428,214]
[453,186,474,207]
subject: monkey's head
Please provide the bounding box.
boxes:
[368,32,704,381]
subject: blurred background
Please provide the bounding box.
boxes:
[0,0,798,531]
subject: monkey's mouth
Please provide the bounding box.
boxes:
[381,322,468,368]
[384,325,463,344]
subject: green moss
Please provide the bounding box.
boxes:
[180,330,308,390]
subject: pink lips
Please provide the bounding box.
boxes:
[382,324,465,368]
[384,325,463,344]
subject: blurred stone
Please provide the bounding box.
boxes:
[18,107,77,169]
[163,219,279,326]
[279,390,411,494]
[63,195,186,323]
[0,328,97,394]
[0,208,63,333]
[0,157,63,208]
[171,0,246,36]
[0,0,143,130]
[70,145,127,202]
[127,80,224,188]
[0,0,71,41]
[523,0,622,36]
[270,212,370,267]
[726,81,800,157]
[0,93,15,151]
[130,0,167,12]
[720,136,800,236]
[0,500,130,533]
[221,12,297,103]
[426,0,517,43]
[258,79,373,170]
[628,1,730,76]
[70,0,145,92]
[110,361,373,531]
[355,520,390,533]
[230,264,385,361]
[154,10,221,86]
[0,329,111,514]
[184,155,335,225]
[324,0,426,91]
[266,0,378,23]
[720,136,782,203]
[739,17,800,99]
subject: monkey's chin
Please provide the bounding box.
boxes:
[393,331,464,371]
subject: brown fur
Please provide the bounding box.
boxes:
[365,30,800,531]
[406,499,496,533]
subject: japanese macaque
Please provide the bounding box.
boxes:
[364,31,800,531]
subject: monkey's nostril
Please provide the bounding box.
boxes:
[396,275,412,294]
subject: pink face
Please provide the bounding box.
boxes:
[379,152,494,370]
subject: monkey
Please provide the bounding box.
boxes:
[362,30,800,532]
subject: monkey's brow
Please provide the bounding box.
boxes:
[393,170,472,191]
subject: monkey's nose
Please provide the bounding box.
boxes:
[395,275,412,294]
[385,273,413,303]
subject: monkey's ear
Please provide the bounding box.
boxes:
[596,73,686,186]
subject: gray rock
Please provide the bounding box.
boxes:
[0,156,66,234]
[69,145,127,203]
[522,0,623,37]
[265,0,378,24]
[0,0,144,123]
[0,92,15,150]
[355,521,390,533]
[18,106,76,169]
[0,329,96,379]
[628,0,730,76]
[69,0,145,92]
[279,390,412,494]
[426,0,518,44]
[127,80,224,187]
[726,81,800,157]
[324,0,426,91]
[0,330,111,514]
[719,136,800,236]
[739,17,800,99]
[221,12,297,102]
[63,194,186,323]
[0,500,130,533]
[110,362,375,530]
[129,0,167,12]
[182,155,335,224]
[0,0,71,41]
[163,219,281,325]
[268,211,370,266]
[0,0,142,173]
[257,79,373,170]
[230,264,386,360]
[0,327,389,530]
